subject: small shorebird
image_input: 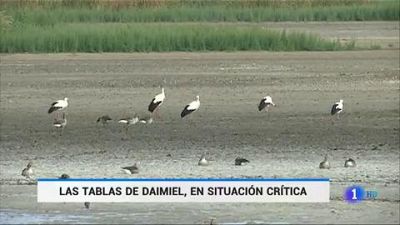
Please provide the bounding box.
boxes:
[53,112,67,136]
[181,95,200,118]
[344,158,356,167]
[59,173,70,179]
[139,115,153,124]
[118,115,139,134]
[96,115,112,125]
[258,95,275,112]
[319,155,330,169]
[48,97,69,118]
[331,99,344,119]
[21,162,33,180]
[235,157,250,166]
[198,153,208,166]
[148,88,165,119]
[122,162,140,174]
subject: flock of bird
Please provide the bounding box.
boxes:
[20,87,353,208]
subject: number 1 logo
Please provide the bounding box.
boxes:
[345,186,364,203]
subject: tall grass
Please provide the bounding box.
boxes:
[1,0,398,24]
[0,0,394,53]
[0,23,352,53]
[0,0,380,9]
[0,11,13,31]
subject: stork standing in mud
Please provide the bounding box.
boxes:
[148,88,165,119]
[48,97,69,118]
[258,95,275,112]
[181,95,200,118]
[331,99,344,119]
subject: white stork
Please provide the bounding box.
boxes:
[181,95,200,118]
[258,95,275,112]
[331,99,344,118]
[148,88,165,119]
[48,97,68,116]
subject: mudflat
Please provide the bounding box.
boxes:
[0,50,399,224]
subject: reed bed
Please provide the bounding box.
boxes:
[1,0,398,25]
[0,23,354,53]
[1,0,395,53]
[0,0,387,9]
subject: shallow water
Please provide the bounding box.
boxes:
[0,209,93,224]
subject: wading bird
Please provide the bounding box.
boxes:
[148,88,165,119]
[53,112,67,136]
[21,162,33,180]
[344,158,356,168]
[118,115,139,134]
[48,97,69,118]
[258,95,275,112]
[122,162,140,174]
[331,99,344,119]
[319,154,330,169]
[96,115,112,126]
[59,173,70,179]
[235,157,250,166]
[139,115,153,124]
[198,153,208,166]
[181,95,200,118]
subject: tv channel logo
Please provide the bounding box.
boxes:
[344,185,378,204]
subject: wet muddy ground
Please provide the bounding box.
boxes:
[0,47,399,223]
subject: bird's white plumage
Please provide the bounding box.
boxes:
[152,88,165,103]
[118,116,139,125]
[123,169,132,174]
[263,96,275,105]
[54,98,69,109]
[186,95,200,111]
[335,99,344,111]
[198,153,208,166]
[331,99,344,116]
[139,117,153,124]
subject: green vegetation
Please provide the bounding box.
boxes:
[1,0,398,24]
[0,24,353,53]
[0,11,13,32]
[0,0,397,53]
